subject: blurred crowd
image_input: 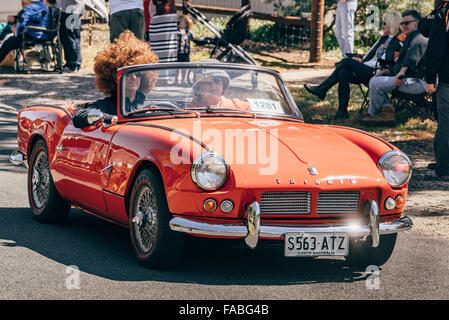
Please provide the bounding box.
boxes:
[0,0,195,72]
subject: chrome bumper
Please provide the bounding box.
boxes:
[169,201,413,249]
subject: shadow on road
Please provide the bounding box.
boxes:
[0,207,369,285]
[0,72,102,110]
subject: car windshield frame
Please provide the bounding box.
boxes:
[118,62,303,121]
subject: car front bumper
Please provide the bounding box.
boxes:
[169,201,413,249]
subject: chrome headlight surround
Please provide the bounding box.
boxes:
[191,152,229,191]
[378,151,412,187]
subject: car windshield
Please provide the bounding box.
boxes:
[120,64,302,119]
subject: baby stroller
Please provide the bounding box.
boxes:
[184,2,257,65]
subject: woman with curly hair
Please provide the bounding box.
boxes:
[73,30,159,128]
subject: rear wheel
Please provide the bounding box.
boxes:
[345,233,397,269]
[28,140,70,223]
[129,169,184,269]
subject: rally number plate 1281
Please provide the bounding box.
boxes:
[284,232,349,257]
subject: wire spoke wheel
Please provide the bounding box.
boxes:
[31,151,51,209]
[129,169,184,269]
[27,140,70,223]
[132,185,158,254]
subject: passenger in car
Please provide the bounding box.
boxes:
[190,68,250,110]
[72,30,159,128]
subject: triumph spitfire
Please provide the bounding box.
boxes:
[10,62,413,268]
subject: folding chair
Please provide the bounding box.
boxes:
[391,90,437,121]
[356,83,370,115]
[15,6,63,72]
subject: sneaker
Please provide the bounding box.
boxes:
[359,106,395,125]
[62,66,77,73]
[304,84,326,100]
[381,105,395,114]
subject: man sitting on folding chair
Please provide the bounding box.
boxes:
[0,0,55,66]
[361,10,428,125]
[304,12,403,120]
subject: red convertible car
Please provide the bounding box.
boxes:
[10,63,413,269]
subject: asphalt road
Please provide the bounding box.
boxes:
[0,104,448,300]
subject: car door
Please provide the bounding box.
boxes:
[52,123,119,214]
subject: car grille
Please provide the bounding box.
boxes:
[260,191,360,215]
[260,192,311,215]
[316,191,360,214]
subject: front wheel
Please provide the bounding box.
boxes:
[28,140,70,223]
[345,233,397,269]
[129,169,184,269]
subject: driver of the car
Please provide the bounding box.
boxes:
[72,30,159,128]
[190,69,250,110]
[124,70,159,113]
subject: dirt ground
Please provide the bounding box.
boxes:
[0,26,447,240]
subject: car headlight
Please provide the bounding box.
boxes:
[191,152,229,191]
[378,151,412,187]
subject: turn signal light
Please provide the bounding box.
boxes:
[203,199,217,212]
[395,195,405,208]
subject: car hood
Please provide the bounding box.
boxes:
[135,117,389,188]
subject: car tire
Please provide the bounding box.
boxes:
[28,140,70,223]
[345,233,397,269]
[129,169,184,269]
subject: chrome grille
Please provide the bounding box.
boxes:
[317,191,360,214]
[260,192,311,215]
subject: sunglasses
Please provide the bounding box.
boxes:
[400,20,416,26]
[126,73,145,81]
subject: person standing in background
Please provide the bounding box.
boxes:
[424,0,449,180]
[149,0,178,64]
[177,14,194,63]
[58,0,84,72]
[176,14,194,83]
[335,0,358,57]
[109,0,145,42]
[143,0,156,41]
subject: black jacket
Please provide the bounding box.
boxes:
[391,30,428,78]
[72,92,147,128]
[72,96,116,128]
[425,3,449,85]
[363,34,403,69]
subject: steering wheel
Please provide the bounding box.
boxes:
[150,101,178,109]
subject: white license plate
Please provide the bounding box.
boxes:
[284,232,349,257]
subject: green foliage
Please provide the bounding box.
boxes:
[249,20,275,43]
[192,17,229,38]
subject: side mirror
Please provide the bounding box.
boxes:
[87,109,105,126]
